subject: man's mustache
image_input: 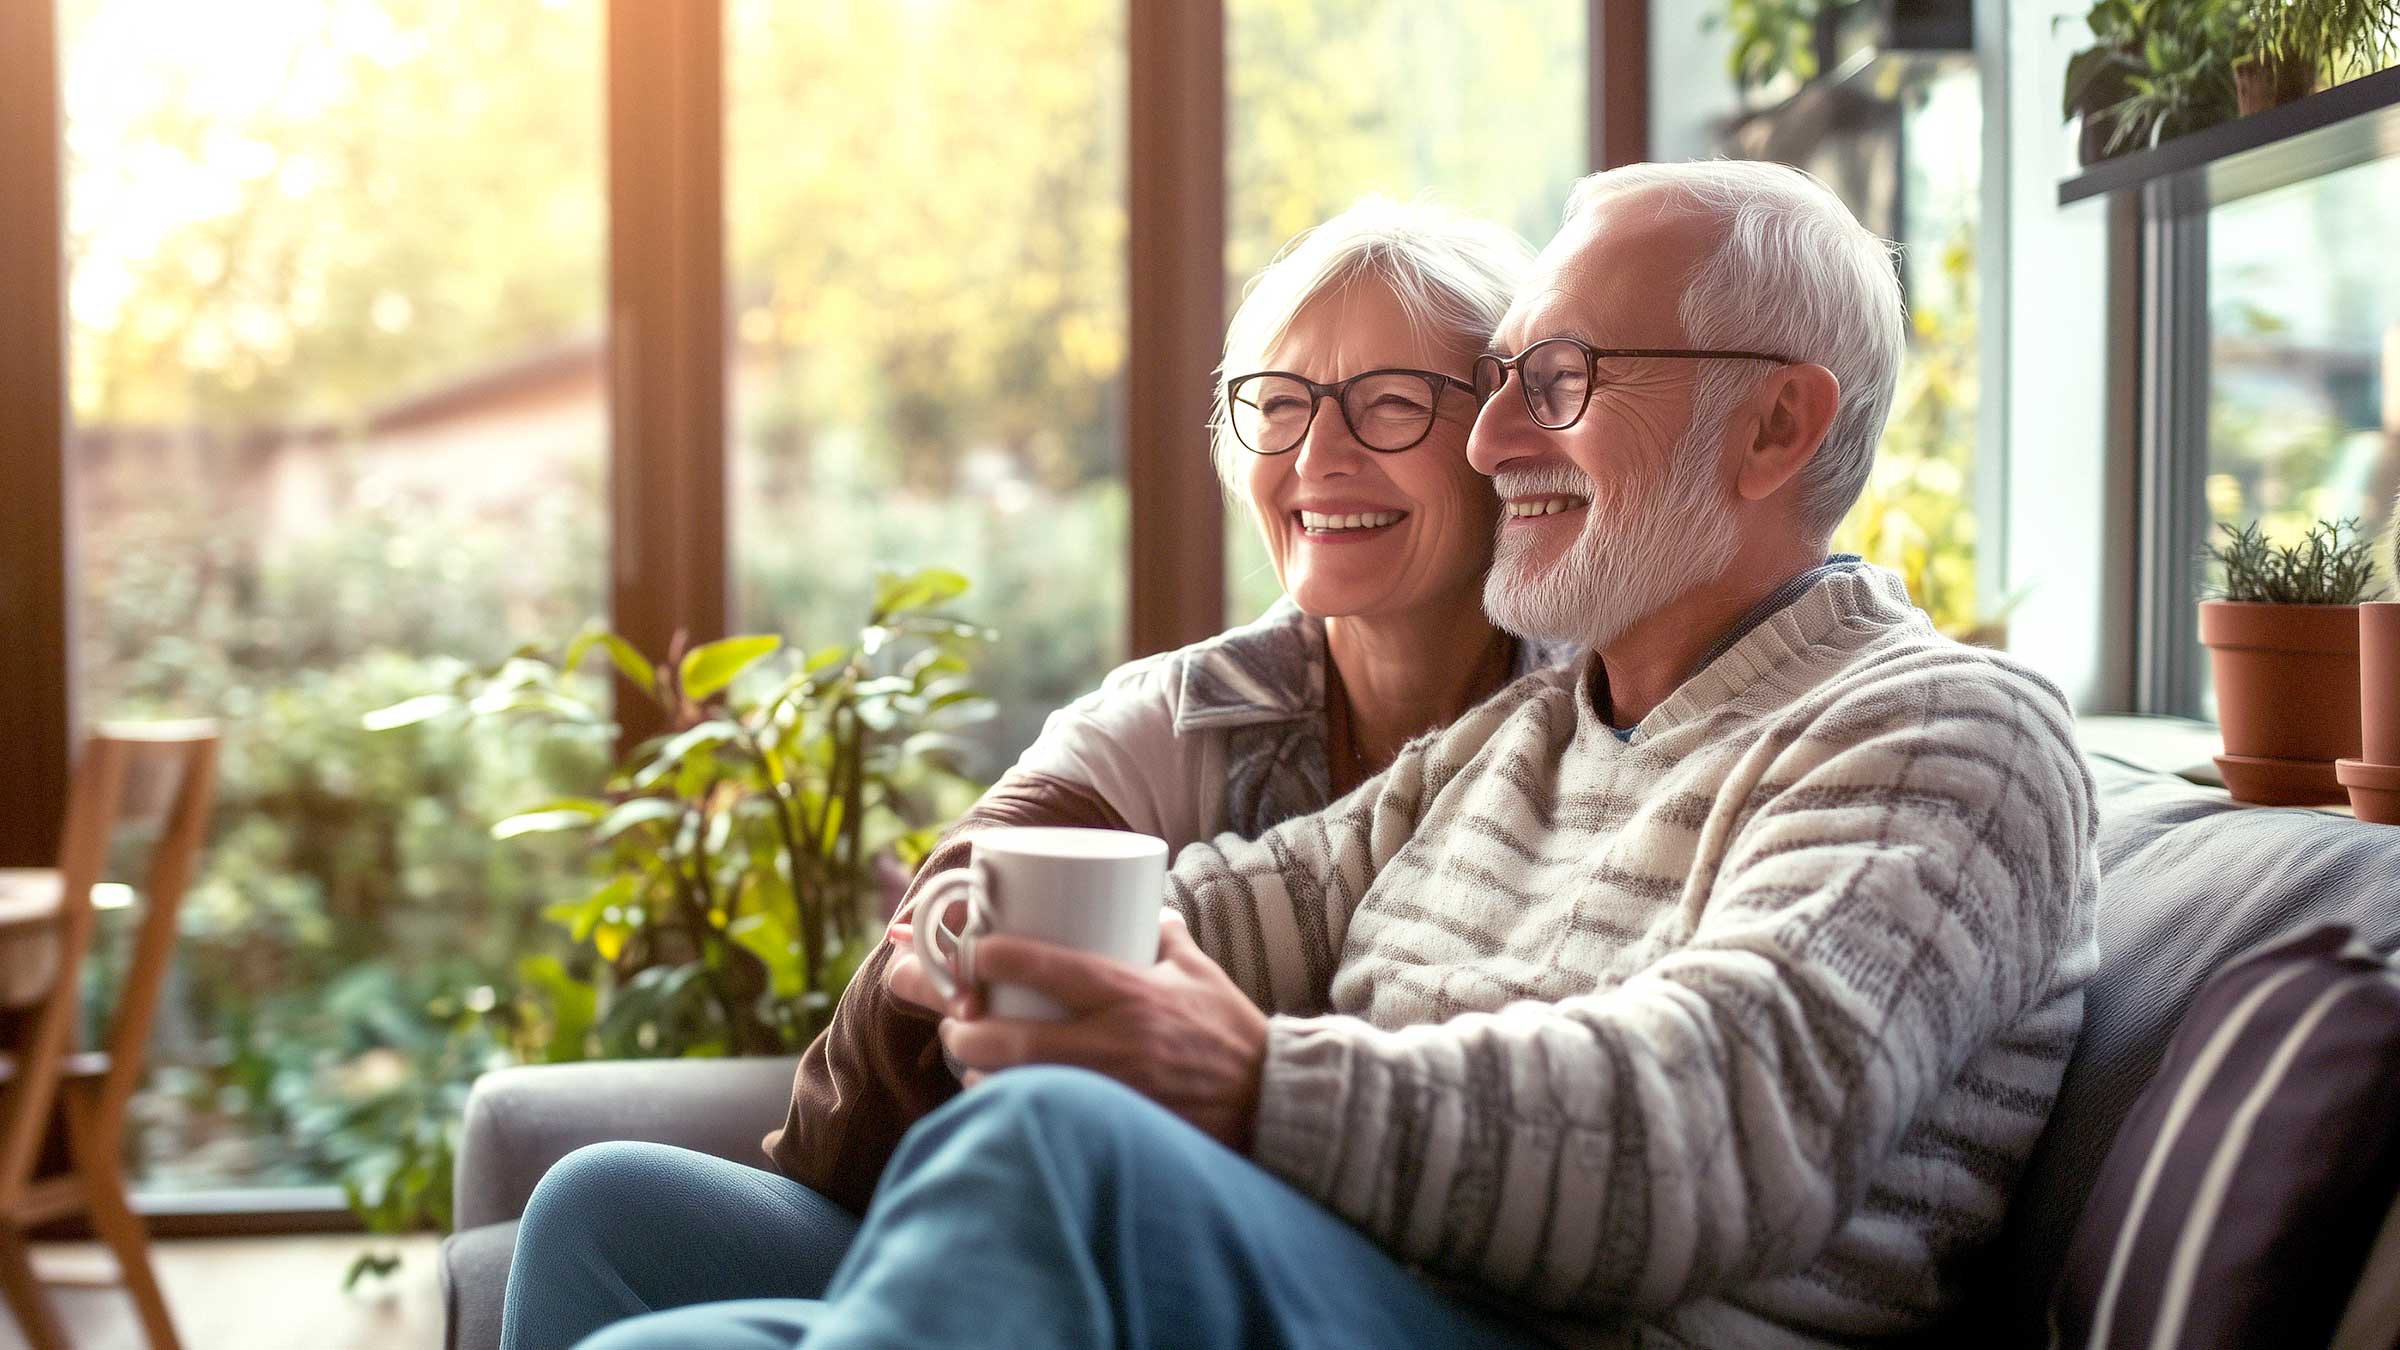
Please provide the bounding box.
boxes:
[1490,466,1595,500]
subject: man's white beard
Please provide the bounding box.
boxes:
[1482,420,1741,653]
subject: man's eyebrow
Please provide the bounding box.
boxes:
[1489,320,1603,355]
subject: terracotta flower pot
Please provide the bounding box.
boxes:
[2336,758,2400,825]
[2199,600,2362,805]
[2234,54,2314,116]
[2361,602,2400,765]
[2345,602,2400,824]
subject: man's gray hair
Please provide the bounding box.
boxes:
[1210,196,1532,495]
[1564,161,1905,540]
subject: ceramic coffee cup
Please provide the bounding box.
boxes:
[908,826,1168,1020]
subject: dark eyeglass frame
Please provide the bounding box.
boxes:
[1222,367,1476,456]
[1473,336,1796,432]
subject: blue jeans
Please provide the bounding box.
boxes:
[503,1066,1557,1350]
[498,1138,862,1350]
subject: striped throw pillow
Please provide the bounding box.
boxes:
[2051,924,2400,1350]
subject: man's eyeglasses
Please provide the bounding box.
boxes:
[1472,337,1794,433]
[1223,368,1473,456]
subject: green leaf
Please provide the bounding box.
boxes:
[594,796,682,841]
[804,643,851,676]
[875,567,970,618]
[344,1250,403,1291]
[927,692,996,727]
[361,694,458,731]
[491,807,601,840]
[545,875,636,943]
[632,720,740,790]
[596,633,658,697]
[516,954,598,1063]
[680,636,783,702]
[561,626,604,680]
[729,908,804,997]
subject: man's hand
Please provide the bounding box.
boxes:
[936,910,1270,1152]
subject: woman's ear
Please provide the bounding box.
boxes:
[1734,363,1841,504]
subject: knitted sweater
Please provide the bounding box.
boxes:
[1166,565,2099,1349]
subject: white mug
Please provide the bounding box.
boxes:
[908,826,1168,1021]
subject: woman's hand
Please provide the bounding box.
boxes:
[881,919,970,1020]
[882,892,985,1019]
[936,910,1269,1152]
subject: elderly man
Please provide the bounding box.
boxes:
[531,160,2097,1350]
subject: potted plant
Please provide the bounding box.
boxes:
[2062,0,2240,163]
[342,567,993,1281]
[2227,0,2400,111]
[2201,518,2382,805]
[2338,506,2400,823]
[2238,0,2400,114]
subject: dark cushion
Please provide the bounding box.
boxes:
[1962,755,2400,1344]
[2051,924,2400,1348]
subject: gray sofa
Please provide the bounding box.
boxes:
[441,750,2400,1350]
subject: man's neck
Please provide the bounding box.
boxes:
[1595,536,1828,727]
[1325,590,1512,762]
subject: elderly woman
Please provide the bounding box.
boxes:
[499,197,1555,1350]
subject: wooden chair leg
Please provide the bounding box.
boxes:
[0,1225,68,1350]
[83,1168,180,1350]
[65,1088,181,1350]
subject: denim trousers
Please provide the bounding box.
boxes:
[499,1065,1557,1350]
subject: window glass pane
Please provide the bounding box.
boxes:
[1837,59,1986,641]
[65,0,606,1191]
[1650,14,1988,642]
[2206,155,2400,710]
[1223,0,1587,625]
[729,0,1127,768]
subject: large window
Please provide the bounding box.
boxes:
[64,0,606,1190]
[728,0,1128,768]
[1221,0,1587,623]
[14,0,1644,1210]
[2203,155,2400,711]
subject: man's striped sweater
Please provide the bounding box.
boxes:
[1166,564,2100,1348]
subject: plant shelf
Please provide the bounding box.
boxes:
[2059,64,2400,208]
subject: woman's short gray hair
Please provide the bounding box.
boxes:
[1210,196,1533,495]
[1564,161,1906,540]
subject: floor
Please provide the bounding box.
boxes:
[0,1234,442,1350]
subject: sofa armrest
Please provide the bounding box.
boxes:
[453,1055,801,1232]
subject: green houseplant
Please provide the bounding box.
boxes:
[2239,0,2400,112]
[2338,503,2400,822]
[2200,518,2382,804]
[2063,0,2400,160]
[1710,0,1872,92]
[2062,0,2241,162]
[344,566,992,1279]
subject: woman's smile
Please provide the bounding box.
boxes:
[1292,500,1411,544]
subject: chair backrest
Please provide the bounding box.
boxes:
[84,723,219,1136]
[0,723,218,1205]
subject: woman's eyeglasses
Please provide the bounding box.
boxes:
[1222,368,1473,456]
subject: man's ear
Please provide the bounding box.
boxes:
[1734,363,1841,503]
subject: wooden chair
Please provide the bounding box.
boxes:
[0,722,218,1350]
